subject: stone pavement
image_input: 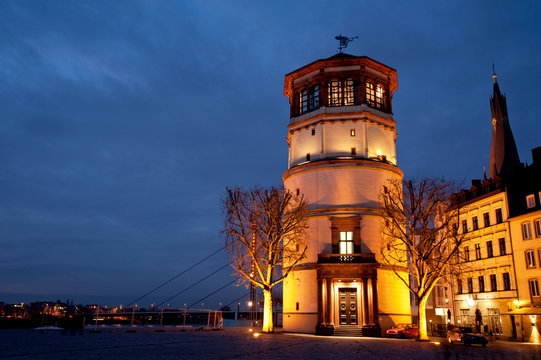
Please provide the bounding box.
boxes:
[1,327,541,359]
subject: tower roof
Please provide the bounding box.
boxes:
[488,74,520,179]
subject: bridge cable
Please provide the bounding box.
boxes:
[127,246,225,306]
[188,278,238,309]
[156,262,231,307]
[224,292,250,308]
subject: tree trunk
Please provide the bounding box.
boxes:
[261,288,273,333]
[418,296,429,341]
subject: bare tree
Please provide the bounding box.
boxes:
[379,178,466,341]
[222,186,308,333]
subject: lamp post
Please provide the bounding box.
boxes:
[131,305,137,327]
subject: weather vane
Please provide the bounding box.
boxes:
[335,34,358,53]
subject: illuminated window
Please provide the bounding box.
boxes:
[375,84,385,109]
[499,238,506,255]
[464,246,470,261]
[527,194,536,209]
[483,212,490,227]
[486,241,493,258]
[328,80,342,106]
[350,129,355,136]
[472,216,479,231]
[526,250,536,268]
[339,231,354,254]
[351,147,356,155]
[462,219,468,234]
[530,279,540,298]
[475,243,481,260]
[495,208,503,224]
[502,273,511,290]
[460,309,470,325]
[490,274,497,291]
[478,276,485,292]
[365,82,375,106]
[523,222,532,240]
[344,79,357,105]
[467,278,473,293]
[534,219,541,238]
[308,85,319,111]
[299,89,308,114]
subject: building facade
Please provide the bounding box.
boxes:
[281,53,411,335]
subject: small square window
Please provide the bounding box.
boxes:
[350,129,355,136]
[351,147,356,155]
[527,194,536,209]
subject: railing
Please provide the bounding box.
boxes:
[318,253,377,264]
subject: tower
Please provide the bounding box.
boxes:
[489,73,520,179]
[282,53,411,335]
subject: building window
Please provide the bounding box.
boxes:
[375,84,385,109]
[308,85,319,111]
[527,194,536,209]
[488,308,502,335]
[460,309,471,326]
[534,219,541,238]
[486,241,493,258]
[296,188,300,196]
[339,231,354,254]
[503,273,511,290]
[457,278,463,294]
[526,250,536,268]
[475,244,481,260]
[306,153,310,161]
[472,216,479,231]
[530,279,540,298]
[351,147,356,155]
[300,89,308,114]
[490,274,497,291]
[311,128,315,136]
[464,246,470,262]
[462,219,468,234]
[296,302,300,311]
[523,222,532,240]
[499,238,506,255]
[478,276,485,292]
[344,79,357,105]
[350,129,355,136]
[467,278,473,293]
[328,80,342,106]
[365,82,375,106]
[483,212,490,227]
[495,208,503,224]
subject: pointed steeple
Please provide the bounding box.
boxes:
[488,72,520,179]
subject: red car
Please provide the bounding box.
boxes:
[386,323,419,338]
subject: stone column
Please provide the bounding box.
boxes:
[371,278,379,326]
[317,277,324,325]
[326,278,332,324]
[362,278,370,325]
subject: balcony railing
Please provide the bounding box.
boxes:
[318,253,376,264]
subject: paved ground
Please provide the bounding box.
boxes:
[1,327,541,360]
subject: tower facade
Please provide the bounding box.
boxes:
[282,53,411,335]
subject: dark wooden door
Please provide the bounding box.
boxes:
[339,288,357,325]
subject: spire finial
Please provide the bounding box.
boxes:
[335,34,358,53]
[492,62,498,83]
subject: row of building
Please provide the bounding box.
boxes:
[278,51,540,342]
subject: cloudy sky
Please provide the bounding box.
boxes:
[1,0,540,308]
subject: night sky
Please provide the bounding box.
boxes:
[1,1,540,309]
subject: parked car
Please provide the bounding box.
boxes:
[447,327,488,347]
[386,323,419,338]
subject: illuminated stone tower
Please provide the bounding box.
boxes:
[282,53,411,335]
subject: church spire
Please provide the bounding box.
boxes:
[488,72,520,179]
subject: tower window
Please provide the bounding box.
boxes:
[339,231,354,254]
[375,84,385,109]
[328,80,342,106]
[296,188,300,196]
[299,90,308,114]
[365,82,375,106]
[350,129,355,136]
[306,153,310,161]
[309,85,319,111]
[311,128,315,136]
[344,79,357,105]
[351,147,356,155]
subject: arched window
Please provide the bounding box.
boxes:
[344,79,357,105]
[299,89,308,114]
[328,80,342,106]
[365,82,375,106]
[308,85,319,111]
[376,84,385,109]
